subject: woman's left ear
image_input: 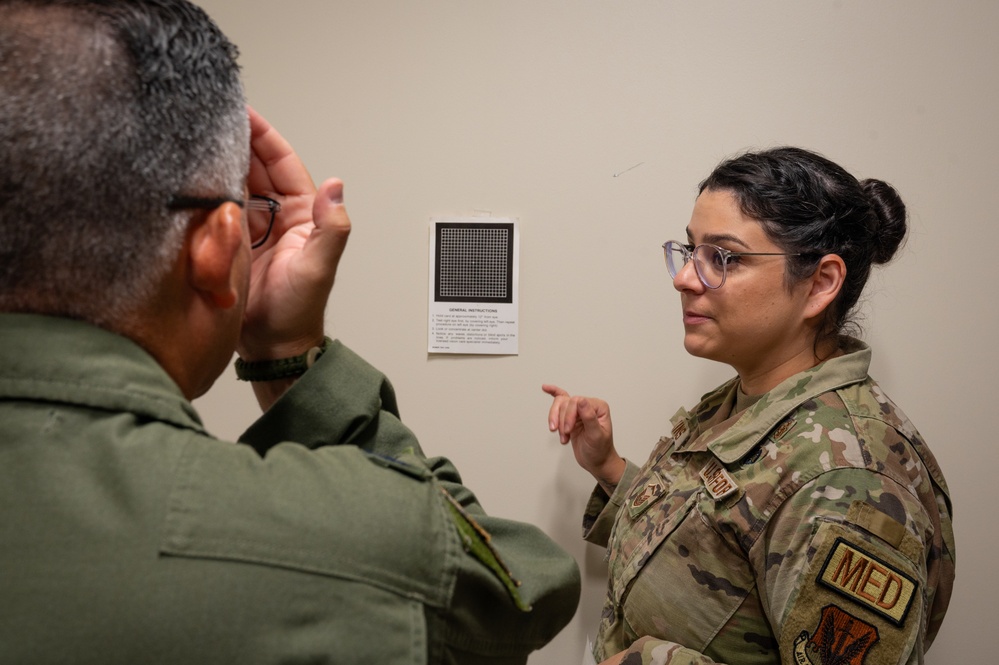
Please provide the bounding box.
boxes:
[806,254,847,318]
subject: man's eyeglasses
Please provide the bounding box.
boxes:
[168,194,280,249]
[662,240,804,289]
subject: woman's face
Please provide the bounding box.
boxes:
[674,189,817,387]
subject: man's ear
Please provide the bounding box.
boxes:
[187,202,245,309]
[805,253,847,320]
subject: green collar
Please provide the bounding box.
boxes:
[0,313,207,434]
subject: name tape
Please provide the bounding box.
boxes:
[699,458,738,501]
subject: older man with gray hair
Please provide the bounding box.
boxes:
[0,1,580,662]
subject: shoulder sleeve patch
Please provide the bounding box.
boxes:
[817,537,918,627]
[779,521,924,663]
[440,488,531,612]
[792,604,880,665]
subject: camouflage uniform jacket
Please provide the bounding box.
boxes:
[583,338,954,665]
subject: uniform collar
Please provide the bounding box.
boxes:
[0,313,207,434]
[677,338,872,464]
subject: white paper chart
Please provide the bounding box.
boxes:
[428,217,519,355]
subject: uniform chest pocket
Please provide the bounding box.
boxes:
[619,498,756,654]
[608,476,699,604]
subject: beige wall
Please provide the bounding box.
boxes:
[195,1,996,662]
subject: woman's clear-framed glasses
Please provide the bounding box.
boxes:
[662,240,803,289]
[168,194,281,249]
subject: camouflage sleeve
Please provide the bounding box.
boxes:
[616,636,720,664]
[761,467,934,665]
[582,460,641,546]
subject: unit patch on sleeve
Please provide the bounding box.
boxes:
[792,604,879,665]
[817,538,918,626]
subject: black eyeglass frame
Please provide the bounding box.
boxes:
[168,194,281,249]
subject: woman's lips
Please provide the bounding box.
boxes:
[683,309,712,325]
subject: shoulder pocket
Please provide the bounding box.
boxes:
[779,519,923,664]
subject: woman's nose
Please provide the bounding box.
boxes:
[673,259,705,293]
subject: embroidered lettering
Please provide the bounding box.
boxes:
[830,548,869,592]
[699,458,737,501]
[818,538,917,626]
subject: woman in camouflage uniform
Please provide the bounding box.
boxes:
[545,147,955,665]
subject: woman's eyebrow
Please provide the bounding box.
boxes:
[685,226,751,249]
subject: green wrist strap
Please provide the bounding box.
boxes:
[234,336,332,382]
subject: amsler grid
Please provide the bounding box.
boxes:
[434,222,514,304]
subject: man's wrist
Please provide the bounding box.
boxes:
[235,336,332,381]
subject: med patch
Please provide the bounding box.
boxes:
[817,538,918,626]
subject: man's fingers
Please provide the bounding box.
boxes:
[313,179,349,233]
[247,106,314,196]
[300,178,351,279]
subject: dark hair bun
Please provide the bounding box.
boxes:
[861,178,908,265]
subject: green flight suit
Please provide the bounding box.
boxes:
[584,338,954,665]
[0,313,580,664]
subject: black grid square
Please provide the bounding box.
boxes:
[434,222,514,304]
